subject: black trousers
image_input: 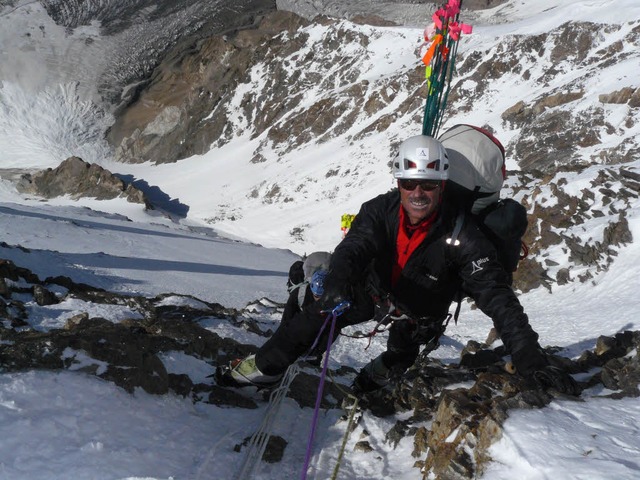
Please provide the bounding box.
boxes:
[255,284,374,375]
[380,320,422,372]
[255,284,445,376]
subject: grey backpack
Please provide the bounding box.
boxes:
[439,124,528,277]
[287,251,332,307]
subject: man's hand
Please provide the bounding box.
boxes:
[317,282,351,312]
[533,365,582,396]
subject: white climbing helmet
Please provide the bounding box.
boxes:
[392,135,450,181]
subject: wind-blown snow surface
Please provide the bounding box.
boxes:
[0,0,639,479]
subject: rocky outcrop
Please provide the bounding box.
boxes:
[454,21,640,172]
[107,10,431,164]
[16,156,150,206]
[38,0,278,105]
[356,332,640,480]
[107,10,311,164]
[511,166,637,293]
[0,256,347,411]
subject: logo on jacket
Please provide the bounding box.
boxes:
[471,257,489,275]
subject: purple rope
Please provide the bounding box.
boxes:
[305,312,332,359]
[300,303,347,479]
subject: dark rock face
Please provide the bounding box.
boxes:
[108,10,311,164]
[16,156,149,205]
[37,0,277,105]
[107,10,430,164]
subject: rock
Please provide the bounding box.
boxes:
[556,268,571,285]
[234,434,288,463]
[599,87,637,104]
[208,386,258,409]
[354,440,374,453]
[262,435,288,463]
[17,157,150,206]
[459,349,503,370]
[33,285,58,306]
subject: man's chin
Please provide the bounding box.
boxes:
[407,206,432,221]
[408,203,430,213]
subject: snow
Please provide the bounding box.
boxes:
[0,0,639,479]
[485,397,640,480]
[0,370,243,480]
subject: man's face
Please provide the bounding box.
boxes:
[398,179,441,225]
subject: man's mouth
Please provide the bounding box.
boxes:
[409,198,430,209]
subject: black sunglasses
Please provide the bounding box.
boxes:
[398,179,441,191]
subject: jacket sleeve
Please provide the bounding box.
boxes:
[454,221,548,376]
[325,195,391,288]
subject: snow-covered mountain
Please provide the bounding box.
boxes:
[0,0,639,479]
[4,1,638,284]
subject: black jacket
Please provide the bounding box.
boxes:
[326,189,546,375]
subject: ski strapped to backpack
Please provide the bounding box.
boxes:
[420,0,472,137]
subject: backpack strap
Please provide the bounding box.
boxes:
[447,210,465,247]
[297,283,307,309]
[287,280,309,309]
[446,210,465,322]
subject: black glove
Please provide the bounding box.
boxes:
[511,345,548,376]
[533,365,582,396]
[317,281,351,312]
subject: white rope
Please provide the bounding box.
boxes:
[234,362,301,480]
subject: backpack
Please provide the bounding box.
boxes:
[438,124,528,280]
[287,251,332,308]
